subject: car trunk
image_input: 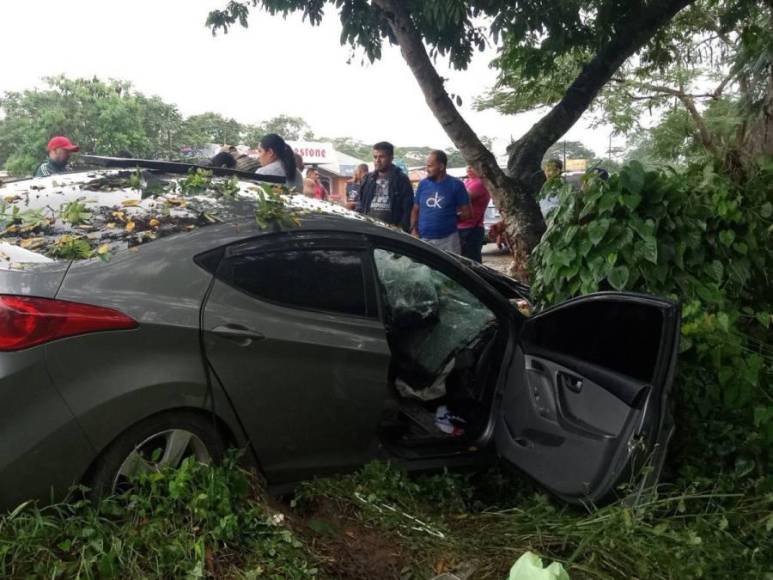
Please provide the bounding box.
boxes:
[0,259,70,298]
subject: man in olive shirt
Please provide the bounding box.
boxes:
[34,136,80,177]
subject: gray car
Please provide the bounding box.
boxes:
[0,163,680,507]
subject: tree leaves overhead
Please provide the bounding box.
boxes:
[478,0,771,161]
[206,0,642,71]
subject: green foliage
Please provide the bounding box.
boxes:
[0,203,46,232]
[0,76,186,175]
[0,76,323,176]
[206,1,669,73]
[480,0,771,164]
[530,158,773,479]
[46,236,93,260]
[542,140,597,165]
[181,112,243,148]
[253,185,301,230]
[59,199,92,226]
[212,175,241,199]
[179,168,214,196]
[244,114,314,146]
[627,98,748,166]
[0,456,318,578]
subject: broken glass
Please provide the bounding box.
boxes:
[374,249,497,392]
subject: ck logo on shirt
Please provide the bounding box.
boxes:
[425,192,444,208]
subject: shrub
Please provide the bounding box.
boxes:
[530,158,772,481]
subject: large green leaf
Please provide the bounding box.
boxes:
[641,235,658,264]
[620,161,645,194]
[597,191,618,214]
[718,230,736,247]
[607,265,630,290]
[587,219,610,245]
[621,193,642,211]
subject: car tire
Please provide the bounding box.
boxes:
[86,409,226,499]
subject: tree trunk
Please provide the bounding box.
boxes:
[374,0,693,281]
[372,0,544,280]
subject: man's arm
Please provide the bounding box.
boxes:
[356,175,370,213]
[457,180,472,221]
[399,173,415,232]
[410,203,420,237]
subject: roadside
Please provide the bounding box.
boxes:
[481,243,512,275]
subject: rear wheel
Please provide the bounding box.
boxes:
[87,410,226,497]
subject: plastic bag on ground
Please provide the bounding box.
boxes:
[508,552,570,580]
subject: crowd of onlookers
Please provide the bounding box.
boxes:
[209,134,495,262]
[33,132,603,264]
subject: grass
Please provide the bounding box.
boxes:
[0,457,770,579]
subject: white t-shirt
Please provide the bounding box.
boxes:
[256,160,301,190]
[255,160,286,178]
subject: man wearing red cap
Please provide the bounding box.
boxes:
[34,136,80,177]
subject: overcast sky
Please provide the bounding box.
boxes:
[0,0,625,158]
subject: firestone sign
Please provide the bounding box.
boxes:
[287,141,336,165]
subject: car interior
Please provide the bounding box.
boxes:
[372,248,510,448]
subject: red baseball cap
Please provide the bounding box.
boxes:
[47,136,80,152]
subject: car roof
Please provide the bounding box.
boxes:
[0,168,399,269]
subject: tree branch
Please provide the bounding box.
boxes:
[630,81,719,154]
[712,70,737,99]
[507,0,695,178]
[371,0,546,257]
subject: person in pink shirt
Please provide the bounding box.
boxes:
[306,167,329,201]
[458,166,492,262]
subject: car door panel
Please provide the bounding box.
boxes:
[525,347,652,407]
[204,280,392,482]
[496,292,679,503]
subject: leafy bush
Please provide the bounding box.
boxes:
[530,158,773,480]
[0,456,318,578]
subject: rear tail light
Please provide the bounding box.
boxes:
[0,295,138,351]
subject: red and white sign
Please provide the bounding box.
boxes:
[288,141,336,165]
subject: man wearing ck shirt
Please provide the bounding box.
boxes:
[411,150,471,254]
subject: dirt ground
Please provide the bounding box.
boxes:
[481,243,512,275]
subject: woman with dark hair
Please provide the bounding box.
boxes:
[255,133,297,187]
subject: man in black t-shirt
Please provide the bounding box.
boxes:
[357,141,414,232]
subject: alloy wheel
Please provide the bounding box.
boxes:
[112,428,212,493]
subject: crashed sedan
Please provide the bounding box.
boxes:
[0,160,679,507]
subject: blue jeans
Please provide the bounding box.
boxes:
[459,226,485,262]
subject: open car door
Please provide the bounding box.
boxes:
[495,292,680,504]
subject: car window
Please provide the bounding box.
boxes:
[218,248,370,317]
[373,248,496,374]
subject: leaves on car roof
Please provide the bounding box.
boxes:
[0,168,309,265]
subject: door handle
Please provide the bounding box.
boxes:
[211,324,265,343]
[557,371,583,393]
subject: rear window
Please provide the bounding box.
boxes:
[217,248,371,318]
